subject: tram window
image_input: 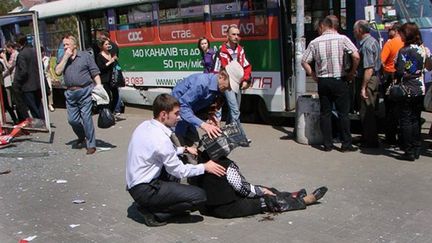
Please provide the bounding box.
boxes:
[210,0,239,16]
[116,4,153,29]
[158,1,205,41]
[114,4,155,44]
[179,0,204,17]
[210,0,268,37]
[159,1,180,23]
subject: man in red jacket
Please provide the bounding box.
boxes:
[214,25,252,145]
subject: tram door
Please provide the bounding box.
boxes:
[78,11,108,52]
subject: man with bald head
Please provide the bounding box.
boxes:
[354,20,382,148]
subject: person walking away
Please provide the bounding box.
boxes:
[213,25,252,145]
[381,23,404,145]
[14,34,44,120]
[55,34,102,155]
[198,37,216,73]
[126,94,226,226]
[354,20,382,148]
[394,22,432,161]
[302,15,360,152]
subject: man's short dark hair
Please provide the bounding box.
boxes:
[153,94,180,118]
[391,22,401,32]
[16,34,27,47]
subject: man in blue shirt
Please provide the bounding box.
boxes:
[172,61,244,146]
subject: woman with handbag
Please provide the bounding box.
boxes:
[394,23,432,161]
[95,37,118,114]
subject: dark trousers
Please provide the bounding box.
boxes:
[102,83,120,113]
[129,180,206,220]
[206,198,263,219]
[318,77,352,148]
[382,72,398,143]
[1,85,18,124]
[22,90,44,119]
[359,76,379,147]
[397,96,423,155]
[205,191,306,219]
[11,84,30,122]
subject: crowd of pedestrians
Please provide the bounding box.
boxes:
[2,14,432,228]
[0,34,48,125]
[302,15,432,161]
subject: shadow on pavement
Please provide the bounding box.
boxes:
[65,139,117,149]
[272,126,294,140]
[126,203,204,225]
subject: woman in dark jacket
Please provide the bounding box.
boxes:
[395,22,432,161]
[95,37,118,112]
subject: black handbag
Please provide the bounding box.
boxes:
[343,49,353,72]
[388,83,408,101]
[97,107,115,129]
[199,121,248,160]
[111,63,125,88]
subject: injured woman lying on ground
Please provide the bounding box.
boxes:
[193,151,328,219]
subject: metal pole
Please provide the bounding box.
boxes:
[295,0,306,98]
[32,11,52,134]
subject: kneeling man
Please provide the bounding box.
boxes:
[126,94,226,226]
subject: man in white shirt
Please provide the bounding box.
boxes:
[126,94,226,226]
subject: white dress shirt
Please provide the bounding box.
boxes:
[126,119,205,189]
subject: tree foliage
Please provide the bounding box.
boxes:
[0,0,20,15]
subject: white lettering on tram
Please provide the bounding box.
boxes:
[132,47,179,58]
[171,30,192,39]
[128,31,143,41]
[221,23,255,35]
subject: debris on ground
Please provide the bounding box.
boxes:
[0,169,11,175]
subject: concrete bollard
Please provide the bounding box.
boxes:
[295,95,323,145]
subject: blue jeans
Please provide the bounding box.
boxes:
[224,90,241,124]
[64,85,96,148]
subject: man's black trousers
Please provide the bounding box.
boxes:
[318,77,352,148]
[129,180,206,220]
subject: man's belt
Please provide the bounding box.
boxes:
[67,83,92,90]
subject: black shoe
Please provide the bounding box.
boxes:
[400,152,415,162]
[136,207,167,227]
[291,188,307,199]
[414,148,421,160]
[72,139,85,149]
[239,139,252,147]
[340,145,358,152]
[312,186,328,201]
[322,145,333,152]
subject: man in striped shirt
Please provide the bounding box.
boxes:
[302,16,360,152]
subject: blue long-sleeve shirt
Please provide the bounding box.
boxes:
[172,73,220,136]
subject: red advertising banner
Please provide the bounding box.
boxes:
[159,22,205,41]
[114,27,154,45]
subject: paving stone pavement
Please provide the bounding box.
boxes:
[0,108,432,243]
